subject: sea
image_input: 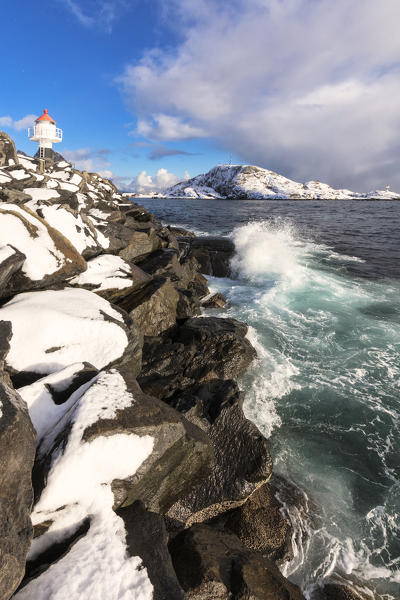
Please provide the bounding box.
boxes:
[138,198,400,600]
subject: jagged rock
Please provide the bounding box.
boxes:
[0,189,31,204]
[322,583,380,600]
[0,288,139,387]
[119,229,162,262]
[165,379,272,528]
[0,204,86,298]
[117,501,185,600]
[68,254,152,302]
[0,131,19,167]
[168,524,305,600]
[211,479,292,562]
[0,323,36,600]
[139,317,256,400]
[202,292,228,308]
[32,365,213,521]
[119,277,181,336]
[188,237,235,277]
[0,245,26,297]
[34,148,65,162]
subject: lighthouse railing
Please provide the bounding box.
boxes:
[28,126,63,140]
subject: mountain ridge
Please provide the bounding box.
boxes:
[165,164,400,200]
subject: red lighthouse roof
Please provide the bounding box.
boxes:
[35,109,56,124]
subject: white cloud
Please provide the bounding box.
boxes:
[62,147,111,172]
[119,0,400,191]
[0,114,37,131]
[58,0,128,33]
[116,168,187,193]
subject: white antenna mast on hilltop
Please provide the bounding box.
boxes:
[229,153,232,166]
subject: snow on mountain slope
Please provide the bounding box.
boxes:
[165,165,400,200]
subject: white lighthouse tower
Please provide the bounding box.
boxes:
[28,109,63,159]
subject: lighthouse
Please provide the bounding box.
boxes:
[28,109,63,159]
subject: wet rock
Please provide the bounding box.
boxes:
[139,317,256,400]
[117,501,185,600]
[202,292,227,308]
[188,237,235,277]
[0,324,36,600]
[168,524,305,600]
[166,379,272,527]
[211,479,292,562]
[322,583,380,600]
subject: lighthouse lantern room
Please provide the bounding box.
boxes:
[28,109,63,158]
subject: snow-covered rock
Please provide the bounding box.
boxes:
[16,367,211,599]
[165,164,400,200]
[69,254,151,301]
[0,288,132,382]
[0,204,86,298]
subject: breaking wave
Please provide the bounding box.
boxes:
[208,219,400,599]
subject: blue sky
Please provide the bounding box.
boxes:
[1,0,400,192]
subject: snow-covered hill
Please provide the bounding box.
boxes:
[165,165,400,200]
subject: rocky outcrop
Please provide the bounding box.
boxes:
[117,501,185,600]
[0,204,86,298]
[166,379,272,528]
[0,288,138,387]
[188,237,235,277]
[0,132,19,167]
[139,317,256,400]
[0,321,36,600]
[0,139,315,600]
[202,292,228,308]
[168,524,305,599]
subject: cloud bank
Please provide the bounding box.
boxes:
[119,0,400,191]
[0,114,38,131]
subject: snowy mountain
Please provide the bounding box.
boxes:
[165,164,400,200]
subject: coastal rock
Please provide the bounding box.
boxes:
[139,317,256,400]
[0,323,36,600]
[68,254,152,302]
[32,366,213,524]
[188,237,235,277]
[117,501,185,600]
[0,131,19,167]
[0,204,86,298]
[202,292,228,308]
[168,524,305,600]
[322,583,380,600]
[211,479,292,562]
[0,288,135,387]
[119,229,161,262]
[119,277,181,336]
[166,379,272,527]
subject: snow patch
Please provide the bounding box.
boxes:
[70,255,132,291]
[0,288,128,375]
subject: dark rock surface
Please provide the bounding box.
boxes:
[322,583,380,600]
[166,379,272,527]
[0,132,19,167]
[188,237,235,277]
[169,523,305,600]
[202,292,228,308]
[139,317,256,400]
[211,479,292,562]
[0,324,36,600]
[117,501,185,600]
[33,365,213,514]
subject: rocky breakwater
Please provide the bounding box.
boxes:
[0,132,369,600]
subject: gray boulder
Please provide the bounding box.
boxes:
[0,132,19,167]
[0,321,36,600]
[168,524,305,600]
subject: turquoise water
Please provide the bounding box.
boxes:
[139,199,400,598]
